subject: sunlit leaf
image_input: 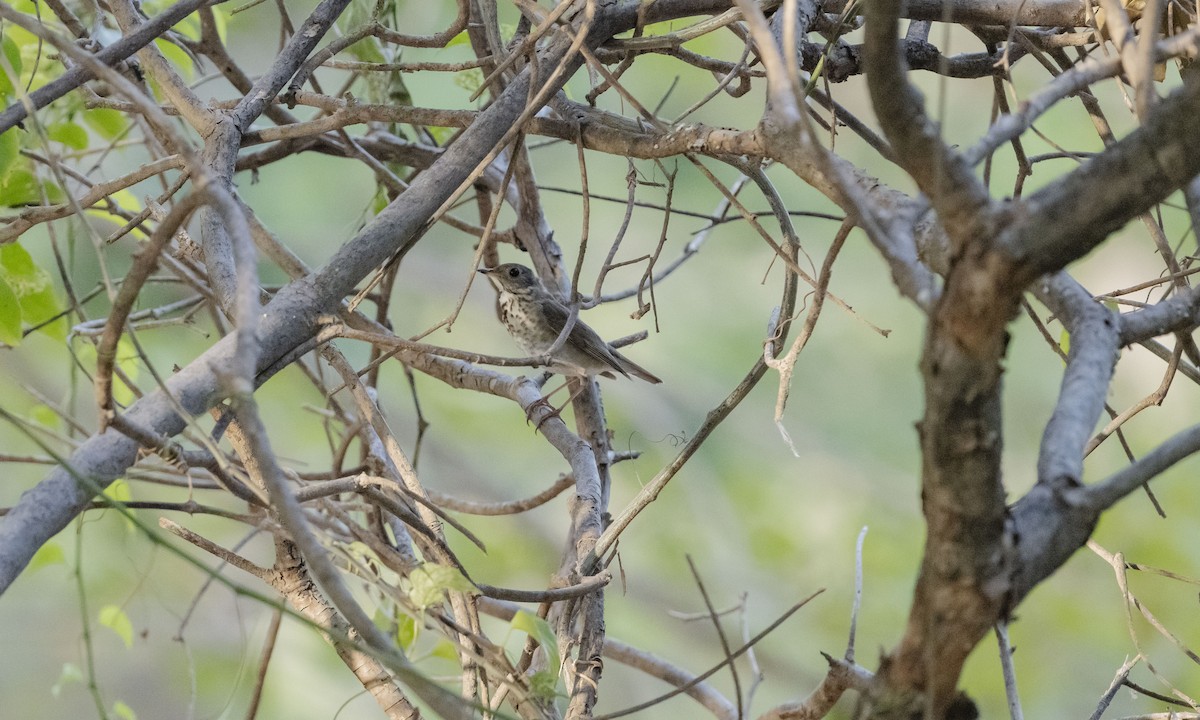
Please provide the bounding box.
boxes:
[98,604,134,648]
[347,36,386,64]
[28,541,65,572]
[9,0,39,15]
[27,404,61,429]
[0,274,22,345]
[0,167,41,207]
[47,121,89,150]
[408,563,476,610]
[512,610,559,664]
[396,612,417,650]
[454,68,483,95]
[51,663,83,697]
[103,478,133,504]
[0,242,63,338]
[83,108,129,140]
[0,34,23,99]
[153,39,194,79]
[77,342,138,407]
[114,336,139,406]
[0,126,20,179]
[426,126,454,145]
[17,284,65,340]
[529,669,558,700]
[430,638,459,662]
[112,701,137,720]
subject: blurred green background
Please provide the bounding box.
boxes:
[1,2,1198,718]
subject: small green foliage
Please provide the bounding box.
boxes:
[396,612,417,650]
[430,638,459,662]
[0,127,20,178]
[83,108,129,140]
[47,121,89,150]
[51,663,84,697]
[27,404,61,429]
[98,604,134,648]
[0,242,65,339]
[111,701,137,720]
[103,478,133,504]
[454,68,483,95]
[0,33,23,99]
[0,274,21,345]
[28,541,66,572]
[511,609,560,698]
[153,39,195,80]
[426,126,455,145]
[77,339,140,406]
[0,167,41,207]
[528,669,559,700]
[408,563,476,610]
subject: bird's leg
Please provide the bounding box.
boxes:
[523,373,567,426]
[532,379,589,433]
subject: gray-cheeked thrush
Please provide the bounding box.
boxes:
[479,263,661,384]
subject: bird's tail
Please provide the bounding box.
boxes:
[613,351,662,384]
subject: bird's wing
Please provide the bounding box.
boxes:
[537,298,629,377]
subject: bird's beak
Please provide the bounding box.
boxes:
[478,267,500,289]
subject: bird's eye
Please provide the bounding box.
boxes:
[508,267,521,278]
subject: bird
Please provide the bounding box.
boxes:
[478,263,661,384]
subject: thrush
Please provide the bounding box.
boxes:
[479,263,662,384]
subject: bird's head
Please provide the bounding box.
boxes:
[479,263,541,294]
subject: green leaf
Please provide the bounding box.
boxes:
[98,604,134,648]
[0,34,23,99]
[371,187,389,216]
[112,701,137,720]
[0,242,63,338]
[83,108,129,140]
[529,669,559,700]
[18,283,64,339]
[29,541,65,572]
[51,663,83,697]
[0,240,38,278]
[153,39,194,80]
[9,0,39,15]
[426,126,455,145]
[446,30,471,47]
[1058,328,1070,359]
[102,474,136,532]
[0,274,22,346]
[113,336,139,406]
[430,638,459,662]
[454,68,483,95]
[27,403,61,429]
[48,121,89,150]
[396,612,417,650]
[408,563,476,610]
[103,478,133,504]
[512,610,560,679]
[77,341,139,407]
[0,127,20,179]
[0,167,41,207]
[347,36,386,64]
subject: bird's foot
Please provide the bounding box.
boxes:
[523,395,557,428]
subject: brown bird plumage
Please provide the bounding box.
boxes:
[479,263,661,384]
